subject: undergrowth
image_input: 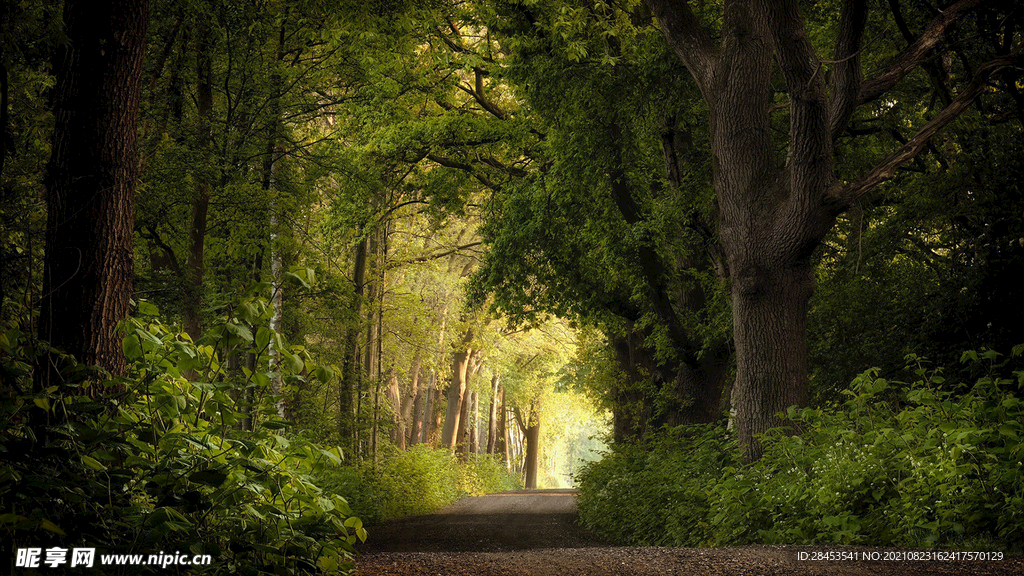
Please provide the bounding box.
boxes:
[2,295,365,575]
[323,447,522,524]
[576,347,1024,552]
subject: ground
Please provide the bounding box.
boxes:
[355,489,1022,576]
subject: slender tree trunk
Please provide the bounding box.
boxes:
[402,353,422,448]
[419,370,434,445]
[339,236,368,455]
[39,0,149,386]
[497,389,508,467]
[454,351,481,455]
[386,369,402,448]
[182,16,213,342]
[263,15,289,419]
[441,343,471,449]
[486,372,499,453]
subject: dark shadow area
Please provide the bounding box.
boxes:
[361,491,608,553]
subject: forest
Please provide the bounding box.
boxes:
[1,0,1022,574]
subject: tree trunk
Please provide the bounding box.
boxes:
[497,388,508,467]
[643,0,1009,461]
[729,262,814,460]
[486,372,500,453]
[440,328,472,448]
[472,391,482,454]
[264,16,289,420]
[419,370,434,445]
[39,0,149,385]
[455,350,481,456]
[339,235,368,455]
[182,16,213,342]
[441,345,471,449]
[524,409,540,490]
[403,353,422,447]
[386,369,402,449]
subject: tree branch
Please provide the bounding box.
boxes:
[858,0,986,105]
[829,0,869,140]
[642,0,718,94]
[427,153,502,191]
[386,242,483,269]
[837,52,1022,204]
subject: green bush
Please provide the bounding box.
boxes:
[323,446,522,524]
[574,423,738,546]
[1,296,364,575]
[576,348,1024,552]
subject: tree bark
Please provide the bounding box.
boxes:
[419,370,435,445]
[182,15,213,342]
[386,369,402,448]
[515,404,541,489]
[455,350,481,455]
[486,372,500,453]
[39,0,149,385]
[440,334,472,449]
[403,353,423,448]
[497,388,509,467]
[467,390,479,455]
[339,235,368,455]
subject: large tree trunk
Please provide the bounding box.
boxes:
[729,262,816,459]
[39,0,149,385]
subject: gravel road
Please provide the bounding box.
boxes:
[355,489,1022,576]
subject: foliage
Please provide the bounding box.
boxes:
[576,348,1024,551]
[322,446,521,524]
[1,298,365,575]
[574,423,736,546]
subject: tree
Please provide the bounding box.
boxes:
[473,1,734,442]
[643,0,1021,459]
[39,0,149,383]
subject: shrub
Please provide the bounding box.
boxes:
[577,348,1024,552]
[1,296,364,575]
[322,447,522,524]
[574,423,738,546]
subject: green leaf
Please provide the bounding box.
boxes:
[312,365,335,384]
[256,327,271,350]
[237,301,260,324]
[81,455,107,471]
[225,322,254,344]
[40,520,66,536]
[123,335,143,360]
[283,271,311,289]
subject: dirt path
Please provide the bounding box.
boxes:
[355,489,1022,575]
